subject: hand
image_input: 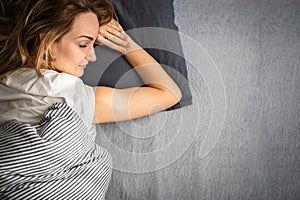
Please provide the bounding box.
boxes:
[96,19,141,54]
[96,19,129,53]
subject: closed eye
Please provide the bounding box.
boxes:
[79,44,88,48]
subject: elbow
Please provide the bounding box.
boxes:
[148,83,182,109]
[166,87,182,107]
[173,89,182,105]
[176,88,183,103]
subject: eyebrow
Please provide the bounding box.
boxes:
[75,35,95,40]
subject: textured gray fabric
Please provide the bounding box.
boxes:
[94,0,300,199]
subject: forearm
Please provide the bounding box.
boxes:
[123,43,182,100]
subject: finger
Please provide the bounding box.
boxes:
[101,26,127,40]
[101,38,126,53]
[107,19,124,32]
[99,27,119,37]
[106,23,122,33]
[97,34,126,52]
[109,35,129,48]
[111,29,127,40]
[96,34,106,45]
[99,29,129,47]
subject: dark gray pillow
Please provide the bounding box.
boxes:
[81,0,192,110]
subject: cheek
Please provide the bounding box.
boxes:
[52,44,77,65]
[62,45,86,64]
[51,43,67,64]
[51,41,88,73]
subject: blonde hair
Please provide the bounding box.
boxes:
[0,0,115,78]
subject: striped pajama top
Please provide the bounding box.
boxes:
[0,68,112,199]
[0,102,112,199]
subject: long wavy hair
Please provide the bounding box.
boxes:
[0,0,115,78]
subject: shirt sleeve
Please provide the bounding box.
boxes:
[41,71,95,128]
[0,69,95,131]
[22,69,95,128]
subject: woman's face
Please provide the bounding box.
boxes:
[51,12,99,77]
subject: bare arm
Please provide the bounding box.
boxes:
[93,20,182,123]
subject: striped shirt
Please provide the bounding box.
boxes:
[0,102,112,199]
[0,68,112,199]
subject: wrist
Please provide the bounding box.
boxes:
[122,37,142,54]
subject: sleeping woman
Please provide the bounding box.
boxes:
[0,0,181,199]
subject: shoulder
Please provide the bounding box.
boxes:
[1,68,95,127]
[2,68,90,96]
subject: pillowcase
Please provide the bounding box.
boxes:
[81,0,192,110]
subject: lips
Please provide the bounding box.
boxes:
[79,65,87,69]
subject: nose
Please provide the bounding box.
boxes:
[86,48,97,62]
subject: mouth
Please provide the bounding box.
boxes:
[79,65,87,69]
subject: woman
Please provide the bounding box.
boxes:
[0,0,181,199]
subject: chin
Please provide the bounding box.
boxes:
[77,70,84,77]
[66,70,83,77]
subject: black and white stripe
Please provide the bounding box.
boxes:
[0,103,112,199]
